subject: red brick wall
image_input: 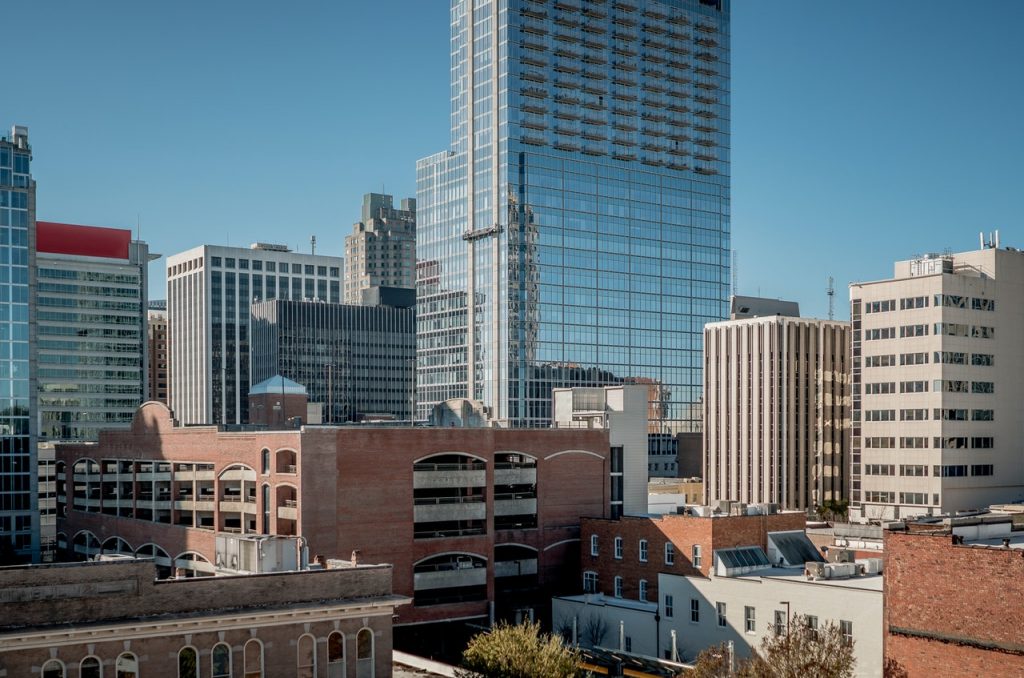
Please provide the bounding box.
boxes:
[57,404,612,625]
[0,560,398,678]
[884,530,1024,677]
[581,511,807,601]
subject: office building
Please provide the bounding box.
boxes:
[849,245,1024,522]
[35,221,156,442]
[0,557,406,678]
[0,124,37,561]
[250,289,415,423]
[884,513,1024,677]
[415,0,731,430]
[703,300,851,511]
[344,192,416,303]
[148,302,169,404]
[166,243,343,425]
[56,400,618,626]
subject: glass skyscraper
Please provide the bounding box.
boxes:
[0,125,37,560]
[417,0,730,431]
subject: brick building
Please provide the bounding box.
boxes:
[578,506,807,603]
[884,515,1024,677]
[56,401,615,626]
[0,558,405,678]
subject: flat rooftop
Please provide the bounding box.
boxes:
[735,567,884,592]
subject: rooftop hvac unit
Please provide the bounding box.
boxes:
[215,534,300,574]
[828,548,855,564]
[805,561,827,580]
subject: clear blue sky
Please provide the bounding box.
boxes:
[6,1,1024,319]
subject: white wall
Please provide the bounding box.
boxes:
[657,572,882,677]
[551,595,659,658]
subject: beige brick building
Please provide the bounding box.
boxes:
[344,193,415,303]
[703,304,851,511]
[849,245,1024,522]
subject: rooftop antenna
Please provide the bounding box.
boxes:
[310,235,317,255]
[827,276,835,321]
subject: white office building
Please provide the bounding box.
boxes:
[166,244,343,425]
[849,242,1024,522]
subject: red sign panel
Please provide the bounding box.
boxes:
[36,221,132,260]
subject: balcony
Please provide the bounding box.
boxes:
[553,31,582,43]
[413,464,486,489]
[521,118,548,130]
[612,0,636,11]
[612,15,637,27]
[521,86,549,99]
[582,146,607,156]
[521,20,549,36]
[553,14,581,27]
[666,102,690,113]
[494,497,538,516]
[696,51,719,62]
[697,37,719,47]
[414,564,487,592]
[695,66,717,77]
[495,467,538,486]
[580,82,607,95]
[554,108,582,120]
[553,140,582,152]
[553,60,581,74]
[645,22,667,35]
[612,151,637,161]
[696,22,718,34]
[521,54,548,68]
[175,499,216,512]
[521,7,547,19]
[494,559,539,578]
[521,70,547,83]
[521,102,548,114]
[695,166,718,175]
[277,504,298,521]
[414,498,487,523]
[666,44,690,56]
[581,23,607,34]
[521,134,548,146]
[643,7,668,20]
[521,38,547,52]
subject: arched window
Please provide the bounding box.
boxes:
[212,642,232,678]
[356,628,374,678]
[178,647,198,678]
[41,660,65,678]
[244,638,264,678]
[116,652,138,678]
[297,634,316,678]
[261,448,270,475]
[80,657,102,678]
[328,631,346,678]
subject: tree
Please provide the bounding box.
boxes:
[687,616,855,678]
[458,620,585,678]
[743,616,855,678]
[688,643,734,678]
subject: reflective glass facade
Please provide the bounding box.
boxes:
[0,126,37,559]
[250,298,416,422]
[36,238,151,442]
[417,0,730,431]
